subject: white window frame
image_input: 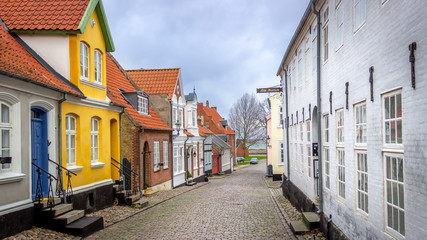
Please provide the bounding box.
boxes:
[154,141,160,171]
[307,144,311,178]
[312,24,318,78]
[299,122,303,142]
[173,146,178,174]
[192,109,196,127]
[336,2,344,50]
[179,146,184,173]
[305,36,310,85]
[298,49,303,92]
[163,141,168,169]
[137,95,149,115]
[300,144,304,174]
[65,115,77,166]
[172,106,177,125]
[278,106,283,128]
[323,6,329,62]
[94,49,102,84]
[354,102,367,146]
[80,42,89,81]
[356,151,368,215]
[306,120,311,142]
[384,153,405,237]
[91,118,99,163]
[337,148,345,200]
[199,144,203,169]
[179,109,183,126]
[382,91,403,148]
[323,115,329,144]
[336,109,344,145]
[324,147,330,189]
[353,0,366,32]
[0,102,11,170]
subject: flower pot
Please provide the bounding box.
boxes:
[0,157,11,164]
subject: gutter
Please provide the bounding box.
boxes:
[312,0,324,214]
[282,67,291,182]
[58,93,67,203]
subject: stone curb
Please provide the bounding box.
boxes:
[103,182,209,228]
[263,177,297,240]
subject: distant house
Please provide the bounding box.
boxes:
[236,140,249,157]
[267,93,284,179]
[197,101,235,174]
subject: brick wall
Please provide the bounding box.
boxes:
[121,113,140,192]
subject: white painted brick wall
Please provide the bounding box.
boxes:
[281,0,427,239]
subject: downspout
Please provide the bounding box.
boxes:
[184,134,189,180]
[58,93,67,203]
[282,65,290,182]
[119,110,124,166]
[138,128,144,197]
[312,0,324,213]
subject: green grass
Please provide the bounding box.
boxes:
[244,156,266,161]
[237,161,250,165]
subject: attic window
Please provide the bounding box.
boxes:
[137,95,148,115]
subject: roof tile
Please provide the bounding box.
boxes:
[0,0,90,31]
[106,53,172,131]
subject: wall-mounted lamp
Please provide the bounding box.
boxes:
[175,121,181,135]
[193,151,197,158]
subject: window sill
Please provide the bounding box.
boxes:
[163,167,169,170]
[91,162,105,169]
[81,79,106,90]
[0,172,25,185]
[67,165,83,173]
[355,209,369,221]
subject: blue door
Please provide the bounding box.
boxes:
[31,108,48,200]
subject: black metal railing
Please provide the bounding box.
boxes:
[48,158,76,203]
[111,158,140,197]
[32,162,57,210]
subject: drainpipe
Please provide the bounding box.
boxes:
[138,128,144,197]
[58,93,67,203]
[281,65,290,182]
[184,134,189,180]
[119,109,124,164]
[312,0,324,213]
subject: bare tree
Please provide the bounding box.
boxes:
[229,93,267,157]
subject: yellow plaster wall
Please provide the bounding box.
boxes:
[62,102,120,188]
[270,93,284,175]
[69,11,107,100]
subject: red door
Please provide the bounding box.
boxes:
[212,155,220,174]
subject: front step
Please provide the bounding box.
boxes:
[143,188,158,196]
[302,212,320,229]
[290,220,309,234]
[64,216,104,238]
[41,203,73,218]
[53,210,85,227]
[186,181,197,186]
[125,193,141,205]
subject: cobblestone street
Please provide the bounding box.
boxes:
[87,162,295,239]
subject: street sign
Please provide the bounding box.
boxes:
[256,87,282,93]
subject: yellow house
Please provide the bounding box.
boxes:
[2,0,122,211]
[268,93,284,178]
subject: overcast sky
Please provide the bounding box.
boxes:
[103,0,309,117]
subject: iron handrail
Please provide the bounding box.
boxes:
[47,158,75,203]
[48,158,77,176]
[111,158,140,198]
[111,158,139,177]
[32,162,57,210]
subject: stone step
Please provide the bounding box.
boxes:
[133,198,149,208]
[143,188,158,196]
[64,216,104,238]
[186,181,197,186]
[125,194,141,206]
[53,210,85,227]
[302,212,320,230]
[290,220,309,235]
[41,203,73,218]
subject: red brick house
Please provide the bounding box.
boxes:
[236,140,249,157]
[106,54,173,193]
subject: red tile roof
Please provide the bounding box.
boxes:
[183,129,194,137]
[198,103,235,136]
[0,26,80,95]
[126,68,180,100]
[106,53,172,131]
[0,0,90,31]
[198,125,213,137]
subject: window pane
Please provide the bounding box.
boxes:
[391,121,396,143]
[396,94,402,118]
[392,182,398,206]
[397,120,402,144]
[390,96,396,119]
[385,97,390,119]
[399,210,405,235]
[398,157,403,182]
[2,129,10,149]
[387,205,393,228]
[71,117,75,130]
[387,181,392,202]
[71,135,76,148]
[393,207,399,231]
[399,184,404,209]
[1,104,9,123]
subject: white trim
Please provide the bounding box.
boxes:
[91,162,105,169]
[66,97,122,112]
[67,165,83,173]
[81,79,106,90]
[72,179,113,194]
[0,172,25,184]
[0,199,33,216]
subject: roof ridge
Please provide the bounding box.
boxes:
[126,67,181,72]
[107,53,140,91]
[11,33,84,97]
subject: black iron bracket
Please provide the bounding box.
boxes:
[369,66,374,102]
[329,91,333,114]
[409,42,417,89]
[302,108,305,122]
[345,82,349,110]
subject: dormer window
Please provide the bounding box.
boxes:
[137,95,148,115]
[80,42,89,80]
[94,50,102,84]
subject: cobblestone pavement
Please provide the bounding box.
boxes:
[87,163,296,240]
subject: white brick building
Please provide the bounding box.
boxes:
[277,0,427,239]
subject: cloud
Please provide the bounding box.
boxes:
[103,0,310,117]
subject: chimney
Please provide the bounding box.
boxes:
[212,106,217,111]
[206,100,209,108]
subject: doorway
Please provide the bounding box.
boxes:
[31,107,48,200]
